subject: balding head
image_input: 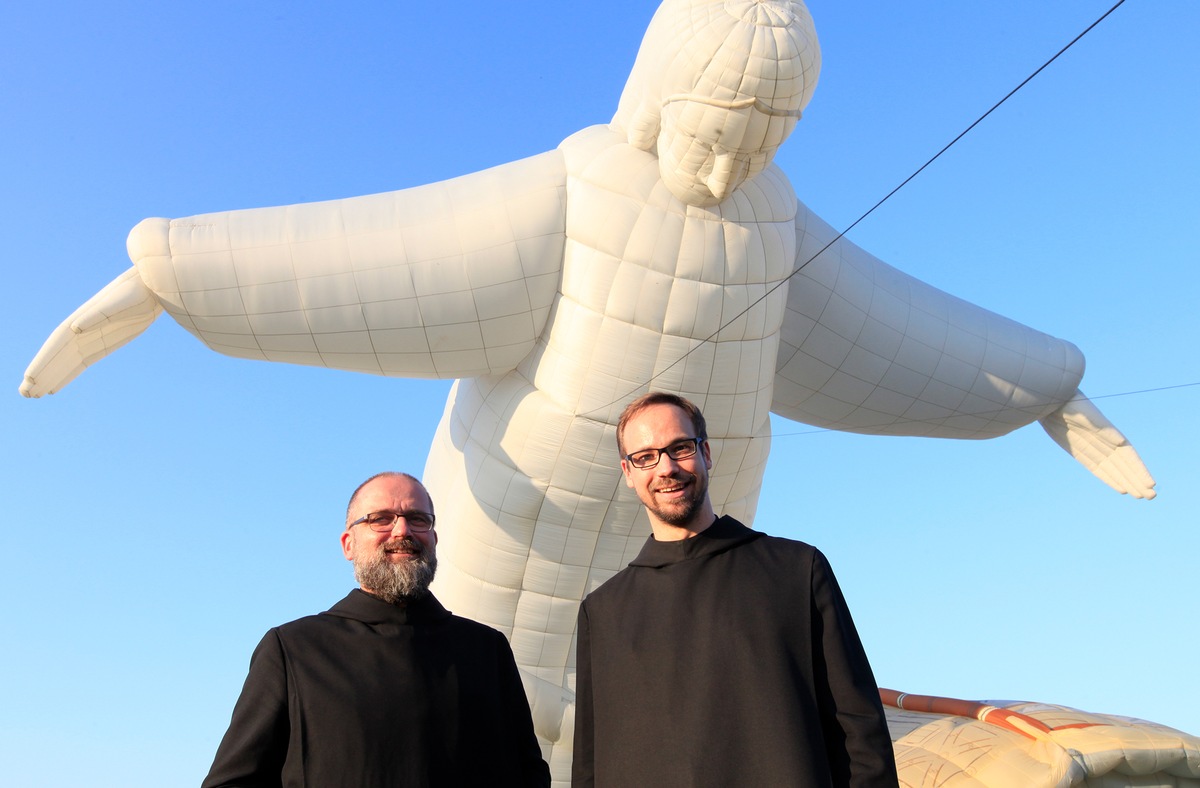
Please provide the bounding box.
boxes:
[345,471,431,529]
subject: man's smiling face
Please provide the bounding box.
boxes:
[619,402,714,535]
[341,474,439,601]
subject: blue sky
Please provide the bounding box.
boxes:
[2,2,1197,784]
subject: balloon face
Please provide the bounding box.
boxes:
[655,93,799,205]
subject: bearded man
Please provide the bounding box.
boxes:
[203,472,549,788]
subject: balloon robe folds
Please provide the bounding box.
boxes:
[21,0,1160,779]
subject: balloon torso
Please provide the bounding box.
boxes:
[426,126,798,739]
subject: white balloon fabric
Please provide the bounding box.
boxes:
[883,690,1200,786]
[20,0,1162,781]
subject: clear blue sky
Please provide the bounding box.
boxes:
[2,2,1196,784]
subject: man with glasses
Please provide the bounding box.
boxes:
[203,472,550,787]
[572,393,897,786]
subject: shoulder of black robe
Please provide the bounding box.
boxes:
[627,514,762,568]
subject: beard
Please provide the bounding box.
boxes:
[353,535,438,604]
[644,469,709,527]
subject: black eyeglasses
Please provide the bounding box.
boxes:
[624,437,705,470]
[349,510,436,533]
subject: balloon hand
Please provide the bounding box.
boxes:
[19,267,162,398]
[1039,390,1156,499]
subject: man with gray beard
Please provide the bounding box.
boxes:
[203,472,549,788]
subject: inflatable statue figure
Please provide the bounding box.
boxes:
[21,0,1159,779]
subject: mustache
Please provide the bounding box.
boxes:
[651,472,694,492]
[381,536,428,555]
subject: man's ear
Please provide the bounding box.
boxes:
[702,439,713,470]
[340,529,355,561]
[620,458,635,488]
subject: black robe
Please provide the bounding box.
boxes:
[573,516,897,787]
[203,589,549,787]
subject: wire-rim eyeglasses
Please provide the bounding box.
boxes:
[349,510,436,533]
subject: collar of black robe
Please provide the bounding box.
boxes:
[323,588,454,626]
[628,515,762,569]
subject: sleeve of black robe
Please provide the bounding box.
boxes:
[810,549,899,787]
[570,602,594,788]
[492,630,553,788]
[201,630,289,788]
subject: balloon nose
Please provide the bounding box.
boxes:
[704,152,738,199]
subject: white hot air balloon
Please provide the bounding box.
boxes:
[20,1,1171,782]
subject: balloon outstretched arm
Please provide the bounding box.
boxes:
[773,202,1157,497]
[775,202,1086,442]
[1039,391,1156,499]
[20,267,162,398]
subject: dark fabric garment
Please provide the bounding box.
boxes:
[203,589,550,788]
[573,516,897,787]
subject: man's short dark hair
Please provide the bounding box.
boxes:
[616,392,707,457]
